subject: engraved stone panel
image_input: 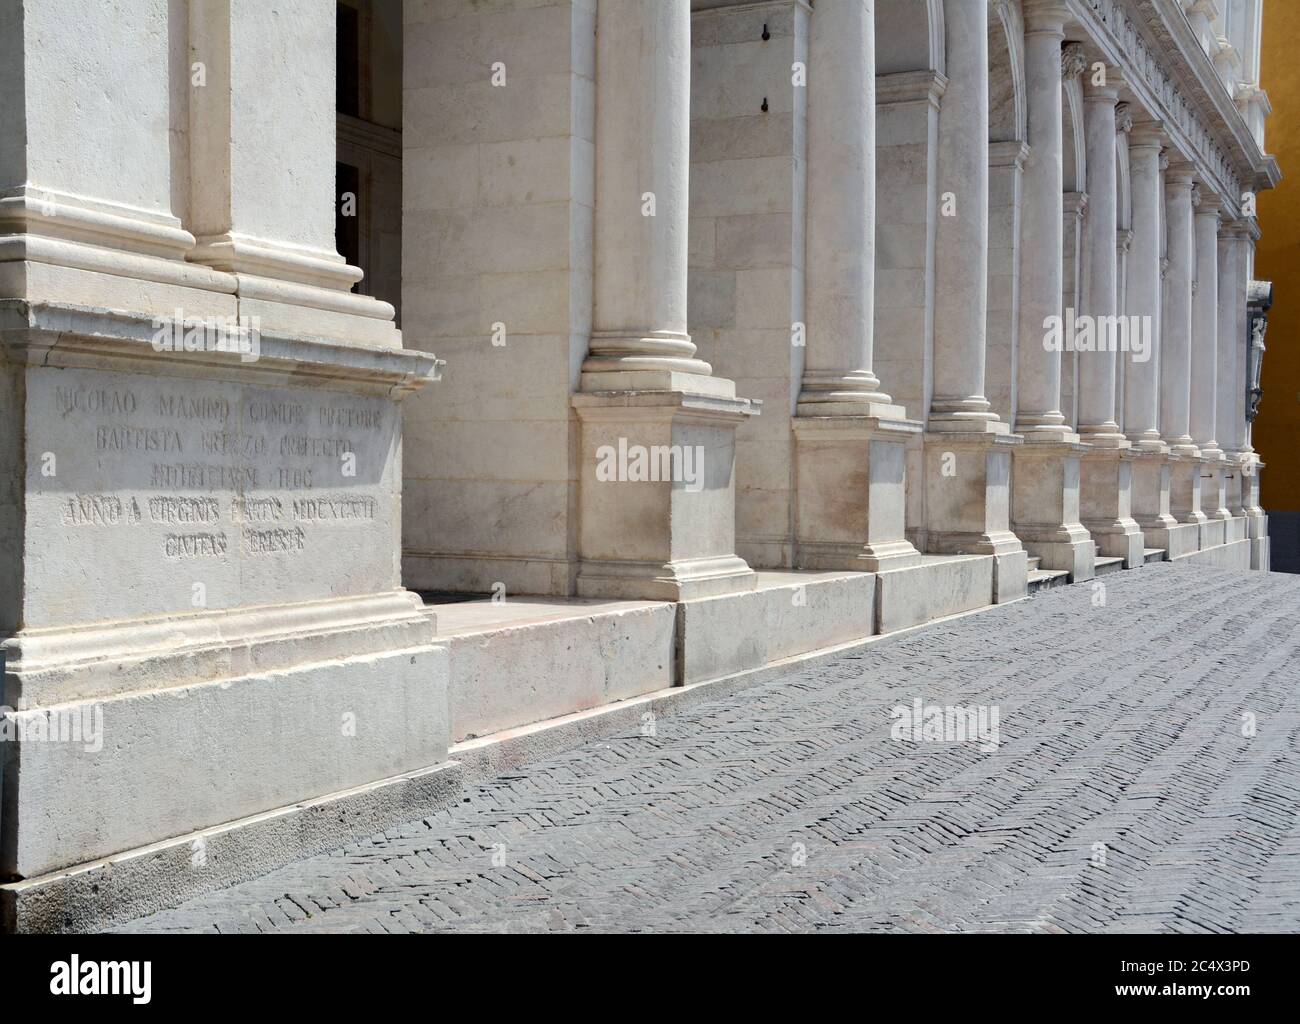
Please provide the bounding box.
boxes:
[24,366,401,627]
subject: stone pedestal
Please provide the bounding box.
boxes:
[923,433,1028,603]
[0,303,445,882]
[1223,461,1248,542]
[572,391,757,601]
[1080,448,1144,568]
[793,417,922,572]
[1202,459,1231,549]
[1130,452,1198,558]
[1012,443,1095,581]
[1243,461,1270,570]
[1170,455,1208,527]
[0,0,449,889]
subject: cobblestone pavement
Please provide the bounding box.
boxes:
[122,563,1300,933]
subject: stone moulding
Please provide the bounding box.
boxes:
[2,589,436,710]
[0,300,441,394]
[0,188,196,261]
[1070,0,1281,210]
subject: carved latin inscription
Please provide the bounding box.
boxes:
[33,372,393,598]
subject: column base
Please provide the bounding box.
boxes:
[575,553,757,602]
[1169,455,1208,526]
[572,389,759,603]
[1203,461,1232,524]
[1080,446,1144,568]
[790,418,925,576]
[1129,450,1179,554]
[1011,441,1095,581]
[792,415,923,572]
[922,431,1024,556]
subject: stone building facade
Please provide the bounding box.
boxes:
[0,0,1279,931]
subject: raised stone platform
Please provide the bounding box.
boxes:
[437,597,675,743]
[1,552,1017,932]
[1170,538,1252,570]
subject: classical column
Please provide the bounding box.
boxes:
[1163,165,1205,534]
[188,0,394,343]
[1216,220,1252,550]
[1078,80,1125,445]
[1014,9,1073,440]
[581,0,707,390]
[1124,125,1166,452]
[920,0,1024,596]
[1010,16,1093,582]
[573,0,756,600]
[1238,225,1261,456]
[930,0,997,431]
[792,0,922,574]
[1192,188,1229,546]
[0,0,228,320]
[1077,72,1143,567]
[1161,168,1197,456]
[797,0,891,415]
[1121,123,1180,559]
[1191,189,1223,457]
[1217,223,1248,460]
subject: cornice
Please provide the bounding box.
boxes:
[1065,0,1281,218]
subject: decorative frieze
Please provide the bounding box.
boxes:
[1069,0,1275,214]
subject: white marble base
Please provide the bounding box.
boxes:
[793,416,923,572]
[571,389,758,601]
[1169,538,1252,570]
[1012,442,1096,581]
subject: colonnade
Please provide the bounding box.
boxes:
[588,0,1273,596]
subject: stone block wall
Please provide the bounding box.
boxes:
[689,0,807,570]
[401,0,596,597]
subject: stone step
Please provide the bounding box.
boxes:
[1094,556,1125,576]
[1027,568,1069,594]
[1143,548,1167,564]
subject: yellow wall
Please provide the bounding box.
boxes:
[1256,4,1300,509]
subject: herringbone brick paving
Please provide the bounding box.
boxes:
[121,563,1300,933]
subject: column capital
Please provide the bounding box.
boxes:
[1193,185,1224,217]
[1115,102,1134,133]
[1128,119,1166,149]
[1062,42,1089,80]
[1165,164,1197,189]
[1083,66,1124,101]
[1023,0,1071,33]
[1220,219,1253,240]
